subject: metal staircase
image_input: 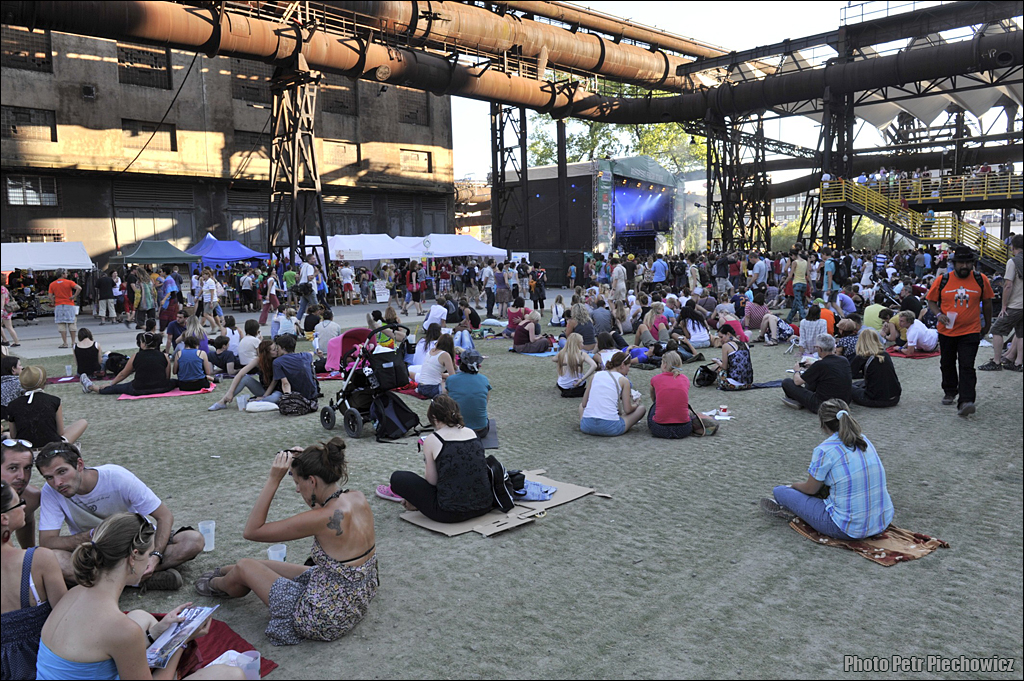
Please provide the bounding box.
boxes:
[820,180,1011,270]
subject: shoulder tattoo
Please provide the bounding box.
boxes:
[326,510,345,536]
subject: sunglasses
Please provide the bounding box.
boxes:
[2,439,33,449]
[1,499,26,514]
[134,512,156,544]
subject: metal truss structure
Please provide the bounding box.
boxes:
[490,104,530,251]
[704,114,773,250]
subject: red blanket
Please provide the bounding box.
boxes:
[393,382,428,400]
[153,616,278,677]
[886,346,940,359]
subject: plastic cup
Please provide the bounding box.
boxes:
[944,311,957,329]
[267,544,287,562]
[719,405,729,416]
[198,520,216,552]
[65,365,73,377]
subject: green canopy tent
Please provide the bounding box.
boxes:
[108,240,200,265]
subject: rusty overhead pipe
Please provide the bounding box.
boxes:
[2,1,1020,125]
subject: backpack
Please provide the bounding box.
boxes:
[106,352,129,376]
[278,391,318,416]
[698,266,711,287]
[485,454,515,512]
[673,262,687,276]
[369,392,427,442]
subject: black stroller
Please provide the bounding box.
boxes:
[320,324,411,438]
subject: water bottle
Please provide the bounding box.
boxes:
[313,330,320,353]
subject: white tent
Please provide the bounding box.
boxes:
[1,242,94,271]
[326,234,419,260]
[396,234,507,258]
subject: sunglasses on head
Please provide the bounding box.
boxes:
[2,439,34,449]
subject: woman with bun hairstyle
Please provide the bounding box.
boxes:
[2,480,67,681]
[578,351,646,436]
[760,399,894,540]
[36,512,240,680]
[194,438,378,647]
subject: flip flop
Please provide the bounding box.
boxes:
[194,568,230,597]
[375,485,403,502]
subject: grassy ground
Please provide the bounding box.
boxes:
[20,329,1023,679]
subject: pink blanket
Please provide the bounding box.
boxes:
[886,346,940,359]
[117,383,216,400]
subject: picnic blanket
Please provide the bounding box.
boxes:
[316,371,346,381]
[154,616,277,677]
[393,382,429,400]
[750,380,785,389]
[789,519,950,566]
[508,347,559,357]
[886,346,940,359]
[117,383,216,400]
[46,375,83,385]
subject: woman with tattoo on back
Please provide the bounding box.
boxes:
[194,437,378,646]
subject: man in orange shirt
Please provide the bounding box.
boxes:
[47,268,82,349]
[926,246,994,417]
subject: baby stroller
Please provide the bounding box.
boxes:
[320,323,411,438]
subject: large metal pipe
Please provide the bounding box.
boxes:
[489,0,728,60]
[3,1,1020,124]
[454,186,491,203]
[341,1,698,92]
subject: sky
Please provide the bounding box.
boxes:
[450,1,852,181]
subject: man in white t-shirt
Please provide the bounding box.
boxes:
[480,260,496,319]
[297,253,319,319]
[339,261,355,306]
[896,310,938,355]
[35,442,203,588]
[423,301,449,330]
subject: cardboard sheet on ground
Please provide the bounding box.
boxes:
[399,470,594,537]
[479,419,499,450]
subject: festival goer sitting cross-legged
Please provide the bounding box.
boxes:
[1,355,24,422]
[554,332,598,398]
[2,439,40,549]
[73,328,106,379]
[712,324,753,391]
[798,305,829,356]
[579,351,646,436]
[647,351,694,439]
[502,297,532,338]
[634,302,670,348]
[512,311,552,354]
[36,512,243,680]
[172,335,214,393]
[81,331,176,396]
[563,303,596,351]
[834,317,862,358]
[781,334,853,412]
[7,366,88,449]
[849,328,902,408]
[1,479,67,681]
[452,298,480,351]
[416,333,456,398]
[389,395,493,522]
[760,399,894,540]
[445,350,491,440]
[195,439,378,647]
[35,442,203,588]
[208,336,239,377]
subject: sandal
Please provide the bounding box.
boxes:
[194,568,230,597]
[977,360,1003,372]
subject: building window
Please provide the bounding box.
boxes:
[121,119,177,151]
[0,106,57,142]
[400,149,432,173]
[397,86,429,126]
[1,25,52,72]
[233,130,270,159]
[117,41,172,89]
[5,175,59,206]
[323,140,358,166]
[231,58,273,104]
[321,74,357,116]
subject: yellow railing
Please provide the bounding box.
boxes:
[820,180,1010,265]
[833,171,1023,203]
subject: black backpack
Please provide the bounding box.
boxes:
[369,392,427,442]
[698,266,711,287]
[106,352,129,376]
[834,258,850,286]
[486,454,516,512]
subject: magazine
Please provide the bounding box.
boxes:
[146,605,219,669]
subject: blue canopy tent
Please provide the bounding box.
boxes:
[186,234,270,265]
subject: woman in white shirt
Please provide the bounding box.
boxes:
[415,334,455,399]
[554,332,597,398]
[258,271,280,325]
[578,351,645,437]
[199,269,222,334]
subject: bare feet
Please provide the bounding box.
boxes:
[401,500,418,512]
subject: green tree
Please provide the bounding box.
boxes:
[628,123,706,174]
[528,114,623,166]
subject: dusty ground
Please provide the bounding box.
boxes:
[12,304,1023,679]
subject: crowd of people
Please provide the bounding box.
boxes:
[1,231,1021,678]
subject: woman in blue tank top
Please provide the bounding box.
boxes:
[36,513,242,681]
[172,335,213,392]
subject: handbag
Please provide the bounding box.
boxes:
[688,405,719,436]
[693,362,719,388]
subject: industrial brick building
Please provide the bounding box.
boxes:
[1,26,454,266]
